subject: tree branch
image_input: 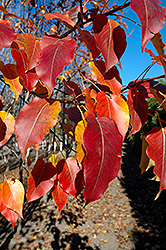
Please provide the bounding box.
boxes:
[60,1,131,38]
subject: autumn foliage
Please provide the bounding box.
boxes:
[0,0,166,229]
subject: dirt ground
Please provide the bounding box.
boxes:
[0,141,166,250]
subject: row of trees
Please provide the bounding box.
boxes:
[0,0,166,230]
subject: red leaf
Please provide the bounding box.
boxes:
[93,15,126,71]
[75,169,84,197]
[127,88,148,135]
[0,183,19,230]
[15,97,61,160]
[23,33,41,71]
[58,157,82,197]
[0,19,16,49]
[26,159,57,202]
[39,35,59,49]
[83,112,123,204]
[146,128,166,197]
[130,0,166,50]
[2,179,24,218]
[78,27,100,59]
[44,11,75,27]
[96,92,129,139]
[52,179,68,215]
[11,48,38,91]
[36,38,76,92]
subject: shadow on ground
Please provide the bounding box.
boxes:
[121,140,166,250]
[0,196,100,250]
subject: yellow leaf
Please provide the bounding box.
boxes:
[39,5,45,14]
[50,154,58,167]
[0,111,15,146]
[75,119,87,163]
[4,76,23,101]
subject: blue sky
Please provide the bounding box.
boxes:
[118,0,166,87]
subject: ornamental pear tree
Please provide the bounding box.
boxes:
[0,0,166,229]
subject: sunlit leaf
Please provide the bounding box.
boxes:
[2,179,24,218]
[15,97,61,160]
[23,33,41,71]
[75,119,87,163]
[96,91,129,139]
[44,11,75,27]
[83,88,96,115]
[0,111,15,147]
[0,183,19,230]
[36,37,76,92]
[89,60,122,95]
[50,154,58,167]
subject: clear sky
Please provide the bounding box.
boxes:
[118,0,166,87]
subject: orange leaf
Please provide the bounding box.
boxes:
[89,60,122,95]
[23,33,41,71]
[96,92,129,139]
[44,11,75,27]
[15,97,61,160]
[0,111,15,147]
[2,179,24,218]
[52,179,68,215]
[0,183,19,230]
[83,88,96,115]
